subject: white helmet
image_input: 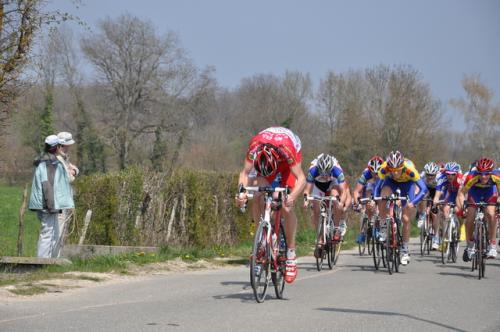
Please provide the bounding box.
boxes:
[423,162,440,175]
[317,153,336,175]
[386,151,404,170]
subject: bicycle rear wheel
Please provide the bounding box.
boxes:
[272,223,286,299]
[250,222,270,303]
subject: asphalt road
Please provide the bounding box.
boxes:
[1,239,500,332]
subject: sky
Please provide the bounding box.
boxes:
[48,0,500,129]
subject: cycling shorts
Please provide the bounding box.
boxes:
[467,185,498,205]
[443,191,458,204]
[380,178,416,207]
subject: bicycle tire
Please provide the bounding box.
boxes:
[420,226,425,256]
[332,230,342,265]
[250,222,270,303]
[367,223,373,256]
[450,217,459,263]
[272,222,286,299]
[477,223,483,279]
[315,217,325,271]
[371,232,380,270]
[441,221,450,264]
[358,217,368,256]
[386,222,393,275]
[479,223,487,279]
[327,218,334,269]
[394,219,401,273]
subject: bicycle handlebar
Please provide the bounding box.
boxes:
[304,195,339,202]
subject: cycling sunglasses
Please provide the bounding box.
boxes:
[479,172,492,176]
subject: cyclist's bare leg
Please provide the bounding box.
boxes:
[377,186,393,220]
[402,205,414,243]
[465,207,476,243]
[486,206,496,243]
[282,205,297,249]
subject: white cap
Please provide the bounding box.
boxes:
[45,135,60,146]
[57,132,75,145]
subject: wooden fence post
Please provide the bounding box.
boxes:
[79,210,93,245]
[16,184,29,256]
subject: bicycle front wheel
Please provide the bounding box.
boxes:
[250,222,270,303]
[272,222,286,299]
[315,218,325,271]
[358,217,368,256]
[441,222,450,264]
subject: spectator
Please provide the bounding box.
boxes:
[28,135,74,258]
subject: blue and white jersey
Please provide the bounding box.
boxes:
[306,157,345,185]
[420,171,438,189]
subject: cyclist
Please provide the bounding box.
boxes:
[352,156,384,242]
[432,162,464,248]
[457,157,500,260]
[375,151,428,265]
[236,127,306,283]
[303,153,348,257]
[416,162,440,249]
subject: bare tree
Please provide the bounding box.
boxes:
[81,14,196,169]
[450,75,500,160]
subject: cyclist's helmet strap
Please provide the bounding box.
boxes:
[424,162,440,175]
[476,157,494,172]
[254,145,279,177]
[386,150,404,170]
[368,155,384,172]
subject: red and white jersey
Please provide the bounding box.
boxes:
[246,127,302,167]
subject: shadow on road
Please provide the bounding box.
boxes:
[437,271,478,279]
[316,307,467,332]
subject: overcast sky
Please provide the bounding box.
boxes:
[49,0,500,129]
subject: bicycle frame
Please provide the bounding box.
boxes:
[242,185,288,302]
[436,201,459,264]
[306,195,337,270]
[465,201,498,280]
[374,190,407,274]
[247,186,287,272]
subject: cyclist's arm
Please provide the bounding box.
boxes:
[456,188,466,211]
[433,189,443,206]
[353,182,364,205]
[238,159,254,187]
[410,178,428,206]
[288,162,306,206]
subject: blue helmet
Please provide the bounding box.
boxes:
[444,161,461,174]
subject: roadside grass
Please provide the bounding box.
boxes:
[0,185,39,257]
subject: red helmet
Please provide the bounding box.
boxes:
[254,145,280,177]
[367,156,384,172]
[476,157,494,172]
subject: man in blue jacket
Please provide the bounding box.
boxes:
[29,135,74,258]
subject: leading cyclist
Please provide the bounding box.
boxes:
[375,151,428,265]
[236,127,306,283]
